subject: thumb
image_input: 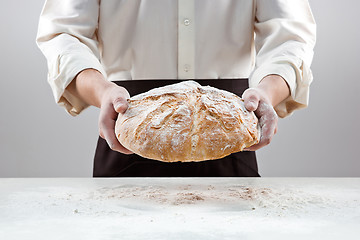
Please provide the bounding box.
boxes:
[242,88,260,112]
[113,98,128,114]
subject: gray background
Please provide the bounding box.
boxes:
[0,1,359,177]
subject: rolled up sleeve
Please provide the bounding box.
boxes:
[36,0,106,116]
[250,0,316,118]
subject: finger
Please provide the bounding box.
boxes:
[260,115,277,140]
[247,117,277,151]
[99,129,105,139]
[113,98,128,114]
[242,88,260,112]
[99,104,133,154]
[243,135,273,151]
[243,144,260,151]
[101,119,133,154]
[244,104,278,151]
[111,87,130,114]
[244,134,272,151]
[107,132,133,154]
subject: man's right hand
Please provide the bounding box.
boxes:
[98,83,133,154]
[67,68,133,154]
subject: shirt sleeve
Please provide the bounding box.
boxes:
[36,0,106,116]
[250,0,316,118]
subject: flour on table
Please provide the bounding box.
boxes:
[35,183,330,217]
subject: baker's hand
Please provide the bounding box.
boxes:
[98,84,133,154]
[67,69,133,154]
[242,87,278,151]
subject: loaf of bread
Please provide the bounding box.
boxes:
[115,80,259,162]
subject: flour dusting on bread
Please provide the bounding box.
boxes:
[115,81,259,162]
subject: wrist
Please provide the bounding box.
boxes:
[256,74,291,107]
[72,68,114,108]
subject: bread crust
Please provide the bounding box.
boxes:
[115,81,259,162]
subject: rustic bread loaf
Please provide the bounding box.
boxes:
[115,80,259,162]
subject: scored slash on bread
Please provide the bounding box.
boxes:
[115,80,260,162]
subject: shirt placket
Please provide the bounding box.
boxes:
[178,0,195,79]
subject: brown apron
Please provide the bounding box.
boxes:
[93,79,260,177]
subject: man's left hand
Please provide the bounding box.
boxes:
[241,74,290,151]
[242,87,278,151]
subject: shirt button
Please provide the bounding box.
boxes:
[184,64,191,72]
[183,18,190,26]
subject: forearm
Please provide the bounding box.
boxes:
[256,74,291,107]
[66,68,114,108]
[66,68,132,153]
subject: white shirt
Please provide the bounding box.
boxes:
[36,0,316,117]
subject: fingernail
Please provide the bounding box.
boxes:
[115,102,128,113]
[246,101,256,111]
[114,103,122,110]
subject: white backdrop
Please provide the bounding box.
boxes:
[0,0,359,177]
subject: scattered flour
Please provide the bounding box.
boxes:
[1,179,359,240]
[37,183,330,217]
